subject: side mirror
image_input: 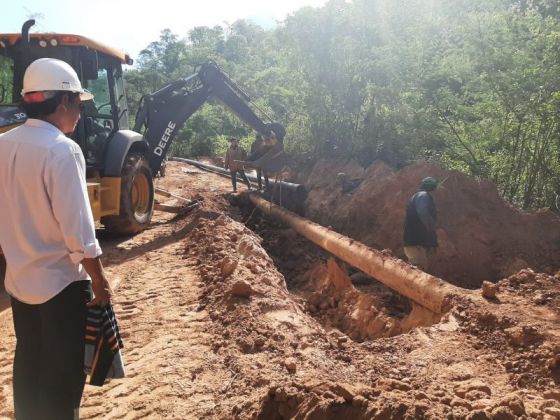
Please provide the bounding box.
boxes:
[82,49,98,80]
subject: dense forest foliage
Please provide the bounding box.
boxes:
[124,0,560,209]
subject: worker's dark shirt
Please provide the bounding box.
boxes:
[250,139,263,155]
[403,190,437,248]
[248,140,266,161]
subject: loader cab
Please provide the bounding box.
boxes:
[80,57,130,167]
[0,32,132,169]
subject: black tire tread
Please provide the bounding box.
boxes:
[101,154,154,235]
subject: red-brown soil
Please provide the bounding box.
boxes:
[301,160,560,288]
[0,161,558,420]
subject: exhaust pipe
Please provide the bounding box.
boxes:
[21,20,35,46]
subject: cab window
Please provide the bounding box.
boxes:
[82,68,115,165]
[86,69,113,115]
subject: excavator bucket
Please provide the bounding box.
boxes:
[242,143,286,174]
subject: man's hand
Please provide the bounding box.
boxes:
[82,257,112,307]
[88,278,112,307]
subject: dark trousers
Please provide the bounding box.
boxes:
[231,169,251,192]
[0,255,6,291]
[11,280,92,420]
[255,169,269,190]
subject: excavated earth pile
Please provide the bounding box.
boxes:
[0,161,558,420]
[181,213,560,419]
[300,160,560,288]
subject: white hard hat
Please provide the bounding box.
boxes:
[21,58,93,100]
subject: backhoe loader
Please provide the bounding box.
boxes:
[0,19,286,286]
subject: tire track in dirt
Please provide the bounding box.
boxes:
[78,191,235,419]
[0,221,231,419]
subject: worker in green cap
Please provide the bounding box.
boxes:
[403,176,439,270]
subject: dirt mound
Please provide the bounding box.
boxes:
[180,209,559,419]
[303,160,560,287]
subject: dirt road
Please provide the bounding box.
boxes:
[0,164,240,419]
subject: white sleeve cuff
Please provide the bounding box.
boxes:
[69,240,103,264]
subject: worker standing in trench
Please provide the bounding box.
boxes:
[225,137,252,193]
[403,176,440,271]
[248,133,270,191]
[0,58,112,420]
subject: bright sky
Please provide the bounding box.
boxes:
[3,0,327,61]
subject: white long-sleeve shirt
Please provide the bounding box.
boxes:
[0,119,102,304]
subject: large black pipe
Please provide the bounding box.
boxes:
[168,157,306,194]
[168,157,307,214]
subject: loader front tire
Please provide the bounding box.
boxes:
[101,154,154,235]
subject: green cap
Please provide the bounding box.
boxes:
[420,176,439,191]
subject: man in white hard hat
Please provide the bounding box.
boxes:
[0,58,111,420]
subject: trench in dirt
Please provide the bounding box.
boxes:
[224,157,560,345]
[243,214,441,343]
[150,185,560,418]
